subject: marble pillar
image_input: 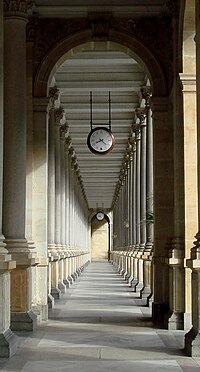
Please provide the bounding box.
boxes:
[3,0,38,331]
[32,97,50,321]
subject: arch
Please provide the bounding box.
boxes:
[34,28,167,97]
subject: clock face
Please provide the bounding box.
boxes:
[96,212,104,221]
[87,127,115,155]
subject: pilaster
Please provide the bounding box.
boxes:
[185,2,200,355]
[151,96,173,324]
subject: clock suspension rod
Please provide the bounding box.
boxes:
[108,91,111,131]
[90,91,93,131]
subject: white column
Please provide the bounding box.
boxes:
[3,0,38,331]
[32,97,50,321]
[47,88,60,306]
[140,88,153,303]
[0,1,16,357]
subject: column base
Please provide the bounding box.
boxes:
[0,328,18,357]
[11,310,37,331]
[185,327,200,356]
[37,304,48,321]
[128,276,134,287]
[135,281,143,292]
[152,302,169,326]
[68,275,74,284]
[164,310,184,330]
[131,278,139,291]
[51,287,61,300]
[48,294,55,308]
[58,282,67,293]
[71,272,78,280]
[140,286,152,303]
[63,278,70,287]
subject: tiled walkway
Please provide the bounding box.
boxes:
[1,260,200,371]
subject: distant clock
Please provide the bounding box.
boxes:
[96,211,104,221]
[87,127,115,155]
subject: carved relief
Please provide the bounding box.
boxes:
[88,13,111,41]
[4,0,33,16]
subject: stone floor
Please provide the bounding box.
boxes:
[1,260,200,371]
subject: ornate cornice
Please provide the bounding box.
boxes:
[4,0,33,18]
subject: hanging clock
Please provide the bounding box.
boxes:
[87,127,115,155]
[87,92,115,155]
[96,211,104,221]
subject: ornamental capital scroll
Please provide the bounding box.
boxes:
[60,123,69,140]
[135,108,146,126]
[54,107,65,126]
[4,0,33,17]
[141,87,152,108]
[49,87,60,110]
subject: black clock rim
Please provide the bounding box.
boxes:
[87,127,115,155]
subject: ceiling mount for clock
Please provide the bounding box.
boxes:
[87,92,115,155]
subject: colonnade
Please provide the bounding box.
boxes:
[112,87,153,305]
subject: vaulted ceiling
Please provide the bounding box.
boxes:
[34,0,167,211]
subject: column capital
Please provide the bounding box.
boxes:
[60,123,69,140]
[49,87,60,110]
[141,87,152,108]
[4,0,33,18]
[135,108,146,126]
[54,107,65,126]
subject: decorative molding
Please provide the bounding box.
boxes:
[4,0,33,17]
[88,13,111,41]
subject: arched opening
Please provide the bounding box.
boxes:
[31,31,171,331]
